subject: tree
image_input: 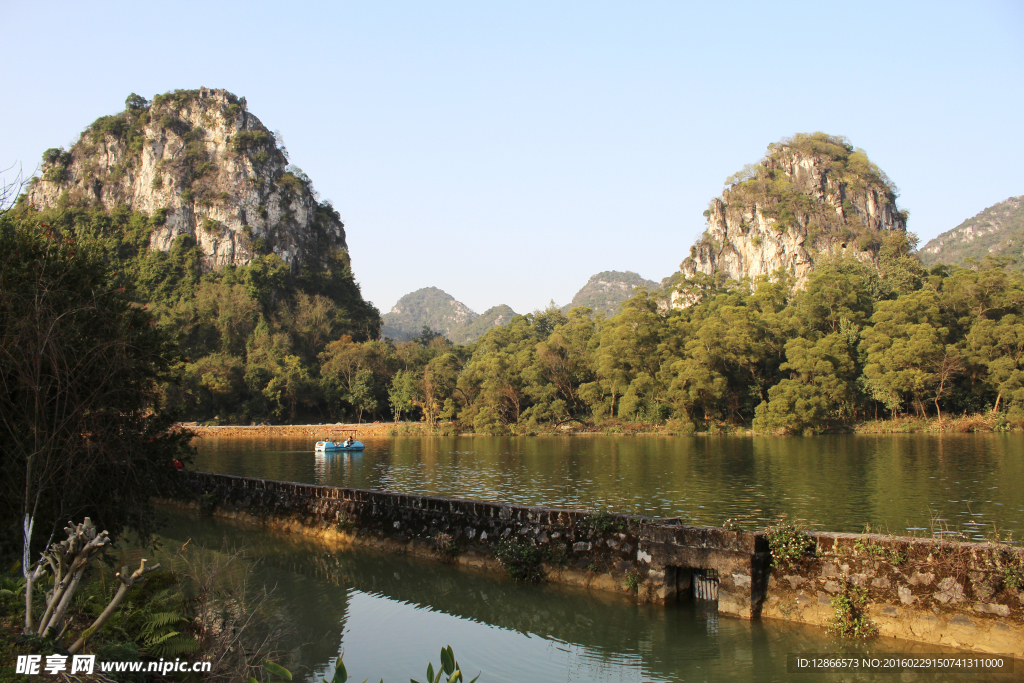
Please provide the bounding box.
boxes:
[348,369,379,422]
[860,290,953,417]
[389,369,417,423]
[421,353,461,426]
[0,216,190,629]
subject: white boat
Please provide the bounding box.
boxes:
[315,439,365,452]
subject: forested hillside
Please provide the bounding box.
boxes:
[207,253,1023,434]
[562,271,658,316]
[919,196,1024,270]
[15,111,1024,431]
[382,287,517,343]
[12,90,381,423]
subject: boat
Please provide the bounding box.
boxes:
[315,440,365,452]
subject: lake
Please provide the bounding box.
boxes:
[193,433,1024,540]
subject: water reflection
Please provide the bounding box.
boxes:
[148,510,1017,683]
[194,434,1024,539]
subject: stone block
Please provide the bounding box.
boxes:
[871,576,891,589]
[948,614,975,628]
[908,572,935,586]
[973,602,1011,617]
[783,574,805,589]
[934,577,964,604]
[727,572,750,589]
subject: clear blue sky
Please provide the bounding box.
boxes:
[3,1,1022,315]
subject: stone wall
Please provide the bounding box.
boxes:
[160,472,767,619]
[159,472,1024,656]
[762,531,1024,656]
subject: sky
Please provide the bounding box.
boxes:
[2,1,1022,315]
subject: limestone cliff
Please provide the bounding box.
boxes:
[26,88,343,273]
[679,133,908,293]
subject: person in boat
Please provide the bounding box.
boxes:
[343,437,353,447]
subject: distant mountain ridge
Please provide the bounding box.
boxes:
[919,196,1024,270]
[383,270,658,344]
[381,288,517,344]
[561,271,657,316]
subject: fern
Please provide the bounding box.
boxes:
[139,609,200,657]
[143,611,187,631]
[144,627,201,658]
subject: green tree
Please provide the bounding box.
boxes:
[349,369,379,422]
[421,353,462,426]
[0,217,190,618]
[754,333,859,433]
[389,369,418,422]
[593,292,666,418]
[860,290,956,417]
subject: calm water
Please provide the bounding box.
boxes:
[146,510,1020,683]
[193,434,1024,540]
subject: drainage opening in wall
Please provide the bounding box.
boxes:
[693,568,719,601]
[664,567,720,604]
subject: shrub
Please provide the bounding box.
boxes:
[42,166,69,183]
[232,130,270,153]
[764,519,815,568]
[1004,556,1024,590]
[42,147,72,167]
[125,93,149,111]
[277,171,304,195]
[495,536,544,583]
[434,532,458,563]
[584,510,626,534]
[827,581,878,639]
[90,114,128,140]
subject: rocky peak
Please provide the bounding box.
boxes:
[678,133,908,296]
[26,88,344,272]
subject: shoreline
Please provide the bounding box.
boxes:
[180,413,1022,439]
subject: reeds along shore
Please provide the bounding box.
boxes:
[179,412,1022,439]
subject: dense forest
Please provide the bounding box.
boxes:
[10,200,1024,433]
